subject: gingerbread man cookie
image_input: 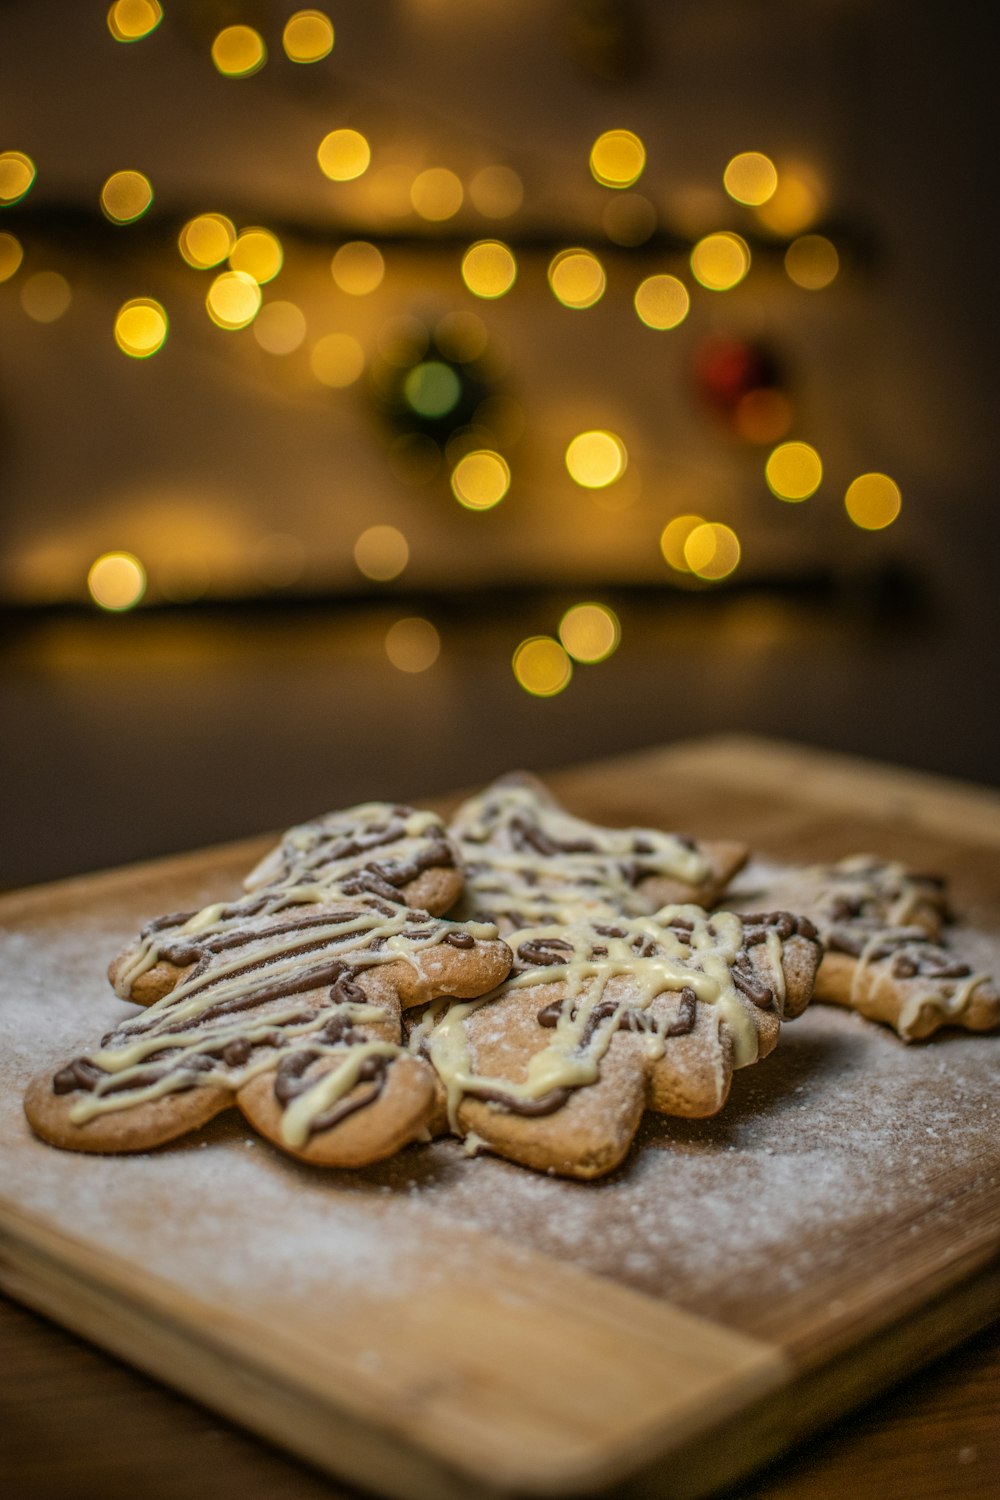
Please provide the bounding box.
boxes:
[407,906,821,1178]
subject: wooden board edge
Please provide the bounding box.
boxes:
[619,1258,1000,1500]
[0,1197,793,1499]
[3,1199,997,1500]
[0,1205,504,1500]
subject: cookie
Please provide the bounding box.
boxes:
[26,887,511,1163]
[737,856,998,1041]
[111,801,464,1007]
[407,906,821,1178]
[243,800,463,917]
[449,772,748,932]
[814,931,999,1041]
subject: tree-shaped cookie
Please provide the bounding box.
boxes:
[449,771,748,931]
[737,856,999,1040]
[407,906,821,1178]
[25,804,511,1165]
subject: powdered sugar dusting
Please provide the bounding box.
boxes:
[0,901,430,1309]
[357,994,1000,1338]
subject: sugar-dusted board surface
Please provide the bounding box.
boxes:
[1,734,999,1499]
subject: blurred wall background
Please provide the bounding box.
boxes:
[1,0,995,886]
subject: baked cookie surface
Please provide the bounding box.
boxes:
[407,905,821,1178]
[450,771,748,931]
[732,856,999,1041]
[26,801,511,1164]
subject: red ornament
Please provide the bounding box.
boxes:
[692,336,793,443]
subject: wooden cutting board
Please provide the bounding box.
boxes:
[1,734,998,1500]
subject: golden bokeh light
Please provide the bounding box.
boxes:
[331,240,385,295]
[206,270,262,329]
[411,168,464,222]
[229,227,283,284]
[450,449,510,510]
[723,152,778,206]
[565,430,627,489]
[354,525,409,581]
[785,234,839,290]
[0,151,36,205]
[602,193,657,246]
[845,472,902,531]
[20,271,71,323]
[310,331,365,387]
[179,213,236,268]
[513,637,572,698]
[100,170,153,224]
[558,603,620,663]
[211,25,267,78]
[386,617,440,673]
[404,360,461,418]
[690,232,751,291]
[107,0,162,42]
[734,389,793,445]
[283,10,334,63]
[548,249,606,309]
[318,128,371,182]
[88,551,146,611]
[468,165,523,218]
[590,129,646,188]
[461,240,517,299]
[253,533,305,588]
[114,298,168,358]
[684,522,741,580]
[755,167,821,235]
[435,310,488,363]
[253,300,307,354]
[660,514,705,572]
[0,232,23,282]
[766,441,823,501]
[634,274,690,330]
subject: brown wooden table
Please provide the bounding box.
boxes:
[2,737,999,1499]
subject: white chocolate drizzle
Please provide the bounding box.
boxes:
[417,906,776,1135]
[450,778,712,932]
[242,803,455,895]
[58,801,501,1143]
[749,856,991,1038]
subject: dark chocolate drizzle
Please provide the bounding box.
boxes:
[516,936,574,967]
[730,956,774,1010]
[464,1082,572,1117]
[741,911,821,944]
[535,986,698,1041]
[509,817,597,858]
[441,929,475,949]
[52,1058,106,1095]
[272,1046,390,1137]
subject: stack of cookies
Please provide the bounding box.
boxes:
[25,775,999,1180]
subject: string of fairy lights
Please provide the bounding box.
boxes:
[0,1,903,699]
